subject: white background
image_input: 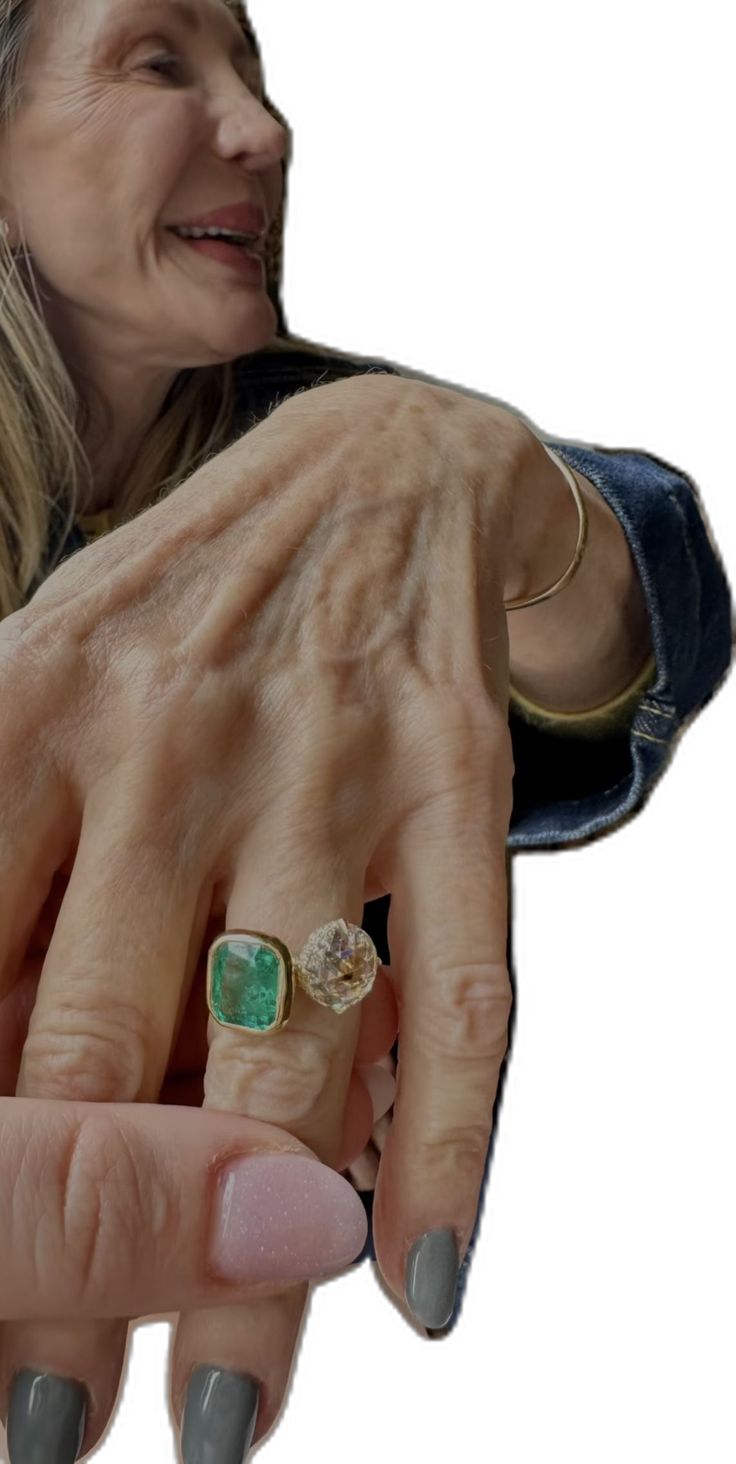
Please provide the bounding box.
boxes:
[6,1,734,1461]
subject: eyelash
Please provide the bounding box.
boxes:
[142,52,256,89]
[143,54,185,79]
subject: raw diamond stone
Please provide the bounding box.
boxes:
[296,918,379,1014]
[209,937,286,1032]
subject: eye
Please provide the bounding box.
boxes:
[142,54,183,80]
[140,50,261,95]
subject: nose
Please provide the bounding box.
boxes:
[220,87,290,169]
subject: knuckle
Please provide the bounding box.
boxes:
[417,1120,492,1183]
[427,684,505,738]
[0,604,43,659]
[420,962,513,1061]
[20,997,154,1103]
[56,1114,171,1311]
[305,369,418,406]
[413,695,514,792]
[207,1027,334,1127]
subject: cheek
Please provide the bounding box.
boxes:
[137,94,212,155]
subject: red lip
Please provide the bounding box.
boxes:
[169,202,267,236]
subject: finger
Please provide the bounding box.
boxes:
[336,1061,397,1172]
[0,651,72,998]
[0,955,41,1093]
[166,906,228,1077]
[171,832,375,1457]
[160,1056,397,1176]
[372,1110,393,1153]
[370,715,514,1330]
[167,929,397,1080]
[354,961,399,1063]
[346,1140,380,1192]
[7,775,221,1462]
[354,1075,397,1185]
[15,767,219,1104]
[357,1061,397,1126]
[0,1098,367,1456]
[163,920,397,1174]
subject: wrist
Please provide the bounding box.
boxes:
[502,438,583,609]
[505,438,653,712]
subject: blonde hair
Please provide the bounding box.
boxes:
[0,0,330,620]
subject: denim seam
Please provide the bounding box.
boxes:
[508,733,673,846]
[665,482,702,638]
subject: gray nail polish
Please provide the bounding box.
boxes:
[7,1368,87,1464]
[405,1227,459,1329]
[181,1365,260,1464]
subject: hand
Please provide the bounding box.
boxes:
[0,372,528,1456]
[0,1093,369,1455]
[3,869,400,1165]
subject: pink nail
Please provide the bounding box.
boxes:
[207,1153,368,1284]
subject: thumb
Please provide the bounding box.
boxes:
[0,1097,368,1322]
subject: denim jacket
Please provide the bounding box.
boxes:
[48,341,734,1333]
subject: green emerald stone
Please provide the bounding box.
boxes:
[210,938,286,1032]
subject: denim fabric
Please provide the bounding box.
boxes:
[509,437,734,850]
[39,343,734,1336]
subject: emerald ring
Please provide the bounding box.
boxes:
[206,917,380,1035]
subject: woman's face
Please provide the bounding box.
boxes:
[1,0,288,423]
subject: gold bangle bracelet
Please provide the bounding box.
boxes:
[504,445,589,612]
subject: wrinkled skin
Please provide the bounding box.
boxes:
[2,860,399,1176]
[0,372,541,1453]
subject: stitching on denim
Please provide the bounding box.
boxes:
[516,770,636,836]
[632,729,670,746]
[508,746,670,846]
[639,702,676,719]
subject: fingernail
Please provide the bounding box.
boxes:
[207,1152,368,1285]
[405,1227,460,1328]
[181,1366,259,1464]
[7,1368,87,1464]
[358,1061,396,1123]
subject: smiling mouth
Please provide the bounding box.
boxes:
[165,227,259,254]
[164,227,266,274]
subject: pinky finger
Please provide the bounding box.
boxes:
[346,1145,380,1192]
[371,1113,393,1154]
